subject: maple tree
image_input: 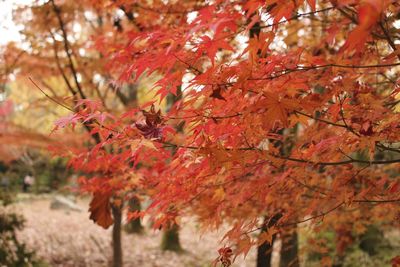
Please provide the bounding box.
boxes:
[2,0,180,265]
[3,0,400,266]
[1,2,139,265]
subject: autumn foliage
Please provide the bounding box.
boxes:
[3,0,400,265]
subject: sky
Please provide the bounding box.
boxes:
[0,0,32,45]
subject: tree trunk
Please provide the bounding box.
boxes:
[124,196,143,234]
[161,224,182,252]
[160,86,183,253]
[257,234,275,267]
[280,228,299,267]
[111,205,123,267]
[257,214,281,267]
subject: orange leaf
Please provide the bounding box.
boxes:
[342,0,387,52]
[307,0,316,11]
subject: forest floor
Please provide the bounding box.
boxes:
[11,194,258,267]
[9,194,400,267]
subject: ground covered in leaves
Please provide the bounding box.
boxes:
[11,195,257,267]
[7,195,400,267]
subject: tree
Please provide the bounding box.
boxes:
[3,0,181,265]
[78,0,400,264]
[5,0,400,266]
[2,1,144,266]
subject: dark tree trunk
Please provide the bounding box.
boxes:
[161,224,182,252]
[160,85,183,252]
[280,228,299,267]
[256,233,275,267]
[124,196,143,234]
[359,225,386,256]
[257,214,281,267]
[111,204,123,267]
[115,83,138,108]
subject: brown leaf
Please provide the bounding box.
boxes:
[142,104,163,126]
[210,88,226,100]
[89,192,114,229]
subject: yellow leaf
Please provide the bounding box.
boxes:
[142,139,158,150]
[130,139,141,152]
[213,187,225,201]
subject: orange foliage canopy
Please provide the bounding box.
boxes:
[9,0,400,263]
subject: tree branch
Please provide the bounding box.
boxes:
[50,0,87,100]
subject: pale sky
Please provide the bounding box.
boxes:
[0,0,32,45]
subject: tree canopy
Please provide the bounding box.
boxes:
[2,0,400,266]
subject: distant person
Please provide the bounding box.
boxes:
[23,174,34,192]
